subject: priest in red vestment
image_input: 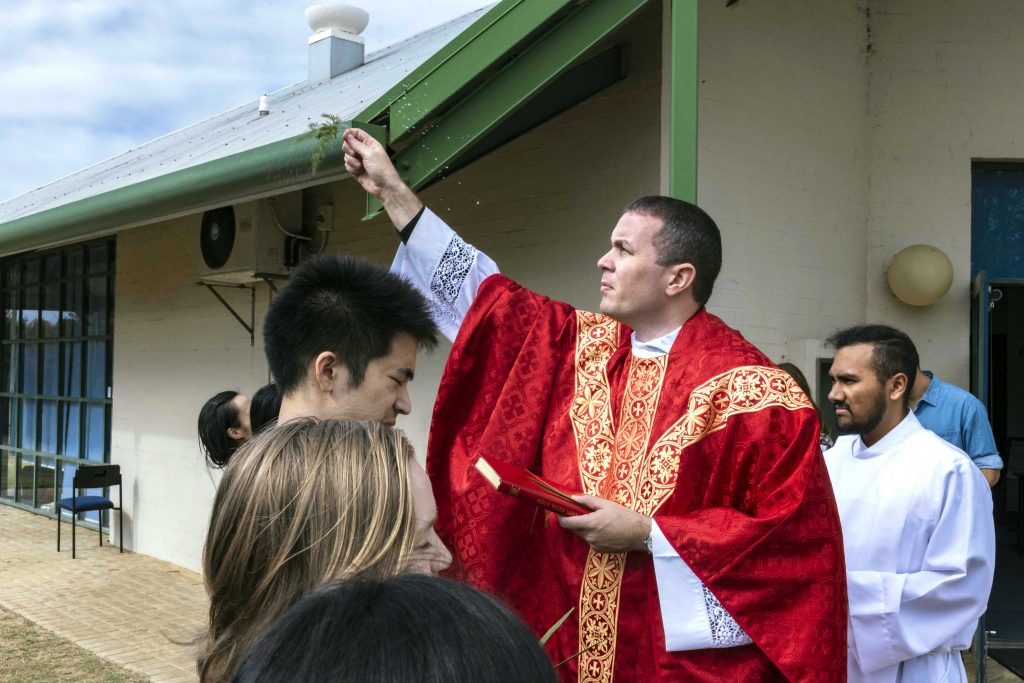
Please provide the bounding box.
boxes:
[342,128,847,683]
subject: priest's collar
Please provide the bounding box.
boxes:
[631,326,682,358]
[852,410,921,459]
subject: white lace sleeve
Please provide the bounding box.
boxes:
[650,521,753,650]
[391,208,499,342]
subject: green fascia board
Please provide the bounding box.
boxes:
[385,0,648,201]
[0,123,384,257]
[358,0,582,143]
[669,0,698,203]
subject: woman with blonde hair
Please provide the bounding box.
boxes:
[197,418,451,683]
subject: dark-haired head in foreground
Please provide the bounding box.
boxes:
[198,391,251,468]
[826,324,918,446]
[248,382,282,434]
[264,254,438,425]
[231,574,557,683]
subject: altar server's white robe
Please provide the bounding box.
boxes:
[825,411,995,683]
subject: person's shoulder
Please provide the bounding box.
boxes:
[904,421,975,471]
[691,310,771,368]
[929,373,984,410]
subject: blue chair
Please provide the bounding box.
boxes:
[56,464,123,559]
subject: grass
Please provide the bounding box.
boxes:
[0,605,150,683]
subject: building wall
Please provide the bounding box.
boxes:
[865,0,1024,386]
[697,0,869,378]
[112,217,272,570]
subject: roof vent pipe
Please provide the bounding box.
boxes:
[306,4,369,82]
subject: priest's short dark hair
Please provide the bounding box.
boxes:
[624,196,723,306]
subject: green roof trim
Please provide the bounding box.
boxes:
[0,124,383,258]
[363,0,650,217]
[669,0,698,203]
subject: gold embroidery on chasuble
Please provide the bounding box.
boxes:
[568,311,813,683]
[570,312,671,683]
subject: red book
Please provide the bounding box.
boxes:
[474,455,591,517]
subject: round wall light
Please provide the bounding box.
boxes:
[886,244,954,306]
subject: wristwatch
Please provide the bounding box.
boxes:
[644,529,654,555]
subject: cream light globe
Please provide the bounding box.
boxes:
[886,244,954,306]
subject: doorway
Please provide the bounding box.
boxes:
[985,282,1024,655]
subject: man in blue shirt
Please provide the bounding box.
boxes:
[910,369,1002,487]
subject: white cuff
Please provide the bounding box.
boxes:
[650,521,752,651]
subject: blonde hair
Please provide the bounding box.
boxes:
[197,418,416,683]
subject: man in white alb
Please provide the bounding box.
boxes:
[825,324,995,683]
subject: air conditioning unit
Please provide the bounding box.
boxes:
[197,195,303,284]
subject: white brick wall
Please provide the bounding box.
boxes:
[865,0,1024,386]
[697,0,868,377]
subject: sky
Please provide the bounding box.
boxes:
[0,0,487,204]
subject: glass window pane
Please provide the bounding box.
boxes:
[86,341,106,398]
[23,259,39,285]
[1,398,15,447]
[42,342,59,396]
[60,402,81,458]
[21,286,39,339]
[4,289,18,341]
[21,398,37,451]
[1,451,15,500]
[66,248,83,277]
[63,342,82,397]
[44,254,61,281]
[86,276,107,335]
[40,400,57,454]
[42,280,60,338]
[86,403,106,461]
[1,344,15,393]
[21,344,38,395]
[59,462,75,500]
[5,262,20,288]
[87,243,109,275]
[16,455,33,504]
[63,278,83,337]
[37,456,56,509]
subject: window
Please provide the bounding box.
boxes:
[0,239,114,524]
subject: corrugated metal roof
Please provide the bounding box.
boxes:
[0,8,487,225]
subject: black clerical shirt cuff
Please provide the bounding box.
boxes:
[398,207,425,244]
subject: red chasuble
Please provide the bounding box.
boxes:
[427,275,847,683]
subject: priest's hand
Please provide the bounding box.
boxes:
[342,128,423,229]
[558,495,652,554]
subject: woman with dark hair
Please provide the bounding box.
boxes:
[777,362,835,449]
[231,574,556,683]
[247,382,281,435]
[198,391,251,468]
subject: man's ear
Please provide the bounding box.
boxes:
[666,263,696,298]
[888,372,909,402]
[313,351,338,393]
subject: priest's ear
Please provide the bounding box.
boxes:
[665,263,697,299]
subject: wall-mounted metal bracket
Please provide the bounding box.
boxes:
[198,281,257,346]
[198,273,289,346]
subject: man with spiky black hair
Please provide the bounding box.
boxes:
[264,254,438,426]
